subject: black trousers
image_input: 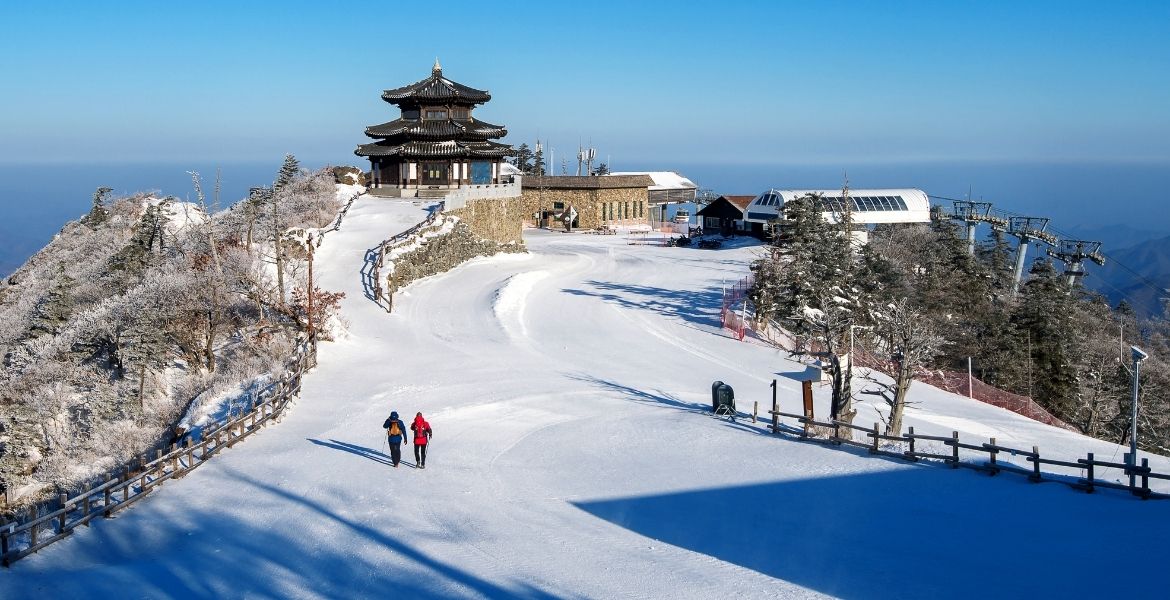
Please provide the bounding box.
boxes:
[414,444,427,466]
[389,442,402,465]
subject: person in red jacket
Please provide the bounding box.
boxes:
[411,412,433,469]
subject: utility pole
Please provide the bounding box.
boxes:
[1128,346,1148,487]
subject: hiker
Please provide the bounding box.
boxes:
[411,412,433,469]
[383,411,408,468]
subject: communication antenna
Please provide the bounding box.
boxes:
[586,147,597,175]
[576,145,584,176]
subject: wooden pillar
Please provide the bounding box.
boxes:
[1030,446,1041,482]
[58,493,68,533]
[950,431,960,468]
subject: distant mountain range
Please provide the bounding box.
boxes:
[1083,234,1170,319]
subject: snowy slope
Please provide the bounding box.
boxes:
[3,194,1169,599]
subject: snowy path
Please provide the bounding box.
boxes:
[4,196,1170,599]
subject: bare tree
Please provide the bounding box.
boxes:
[862,298,946,435]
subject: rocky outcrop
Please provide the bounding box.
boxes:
[333,166,367,186]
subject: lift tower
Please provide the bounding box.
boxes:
[1047,239,1105,287]
[1007,216,1058,297]
[949,200,1005,256]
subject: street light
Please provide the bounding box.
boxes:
[1128,345,1149,487]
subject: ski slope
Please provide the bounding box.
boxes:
[4,193,1169,599]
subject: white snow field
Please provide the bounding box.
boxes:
[4,193,1169,599]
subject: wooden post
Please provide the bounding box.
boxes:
[29,506,37,548]
[770,379,778,434]
[988,437,998,474]
[752,401,758,424]
[832,421,841,444]
[908,427,916,457]
[1031,446,1041,482]
[871,422,880,453]
[82,484,91,525]
[951,431,960,468]
[104,481,113,517]
[58,493,67,533]
[123,468,130,503]
[1141,458,1150,499]
[1085,452,1095,493]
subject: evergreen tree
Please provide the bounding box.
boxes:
[593,163,610,176]
[1012,259,1079,417]
[274,154,300,192]
[533,146,546,176]
[511,143,534,173]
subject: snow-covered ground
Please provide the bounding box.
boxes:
[4,194,1169,599]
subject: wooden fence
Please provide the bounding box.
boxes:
[370,201,446,313]
[0,340,317,567]
[764,385,1169,500]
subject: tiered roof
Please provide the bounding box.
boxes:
[380,59,491,106]
[356,60,511,161]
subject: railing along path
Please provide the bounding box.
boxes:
[760,382,1168,500]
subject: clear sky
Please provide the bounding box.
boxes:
[1,1,1168,167]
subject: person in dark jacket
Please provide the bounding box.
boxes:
[411,412,433,469]
[382,411,408,468]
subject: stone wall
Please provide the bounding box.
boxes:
[516,187,649,229]
[387,218,524,294]
[448,196,525,244]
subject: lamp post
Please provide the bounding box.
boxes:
[1128,345,1149,487]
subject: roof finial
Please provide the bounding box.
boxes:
[433,57,442,76]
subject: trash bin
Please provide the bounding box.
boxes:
[711,381,735,413]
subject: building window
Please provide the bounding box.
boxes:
[402,109,420,120]
[452,108,469,120]
[553,201,565,209]
[424,109,448,120]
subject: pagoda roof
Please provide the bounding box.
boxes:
[364,118,507,140]
[381,62,491,105]
[355,139,513,159]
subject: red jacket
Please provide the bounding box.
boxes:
[411,416,432,445]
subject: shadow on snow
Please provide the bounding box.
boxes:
[560,280,725,328]
[572,468,1170,599]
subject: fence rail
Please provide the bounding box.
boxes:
[370,201,446,313]
[1,341,317,567]
[766,395,1167,500]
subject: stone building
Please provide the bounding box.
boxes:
[519,175,653,230]
[355,60,515,200]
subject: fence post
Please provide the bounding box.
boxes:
[58,493,67,533]
[1030,446,1041,482]
[1140,458,1150,499]
[770,379,778,434]
[123,468,130,503]
[752,401,758,424]
[82,483,91,525]
[29,506,37,548]
[988,437,998,475]
[2,519,9,565]
[950,431,960,468]
[1085,452,1095,493]
[871,422,880,453]
[907,427,916,458]
[104,478,113,517]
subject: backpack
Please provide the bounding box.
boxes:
[388,421,401,436]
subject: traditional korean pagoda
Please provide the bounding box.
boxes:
[356,60,514,197]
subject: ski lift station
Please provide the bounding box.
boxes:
[742,188,931,241]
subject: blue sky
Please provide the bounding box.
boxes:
[1,1,1168,167]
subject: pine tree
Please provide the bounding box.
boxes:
[511,143,534,173]
[533,146,546,176]
[1012,259,1079,417]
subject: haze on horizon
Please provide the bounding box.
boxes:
[1,0,1168,169]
